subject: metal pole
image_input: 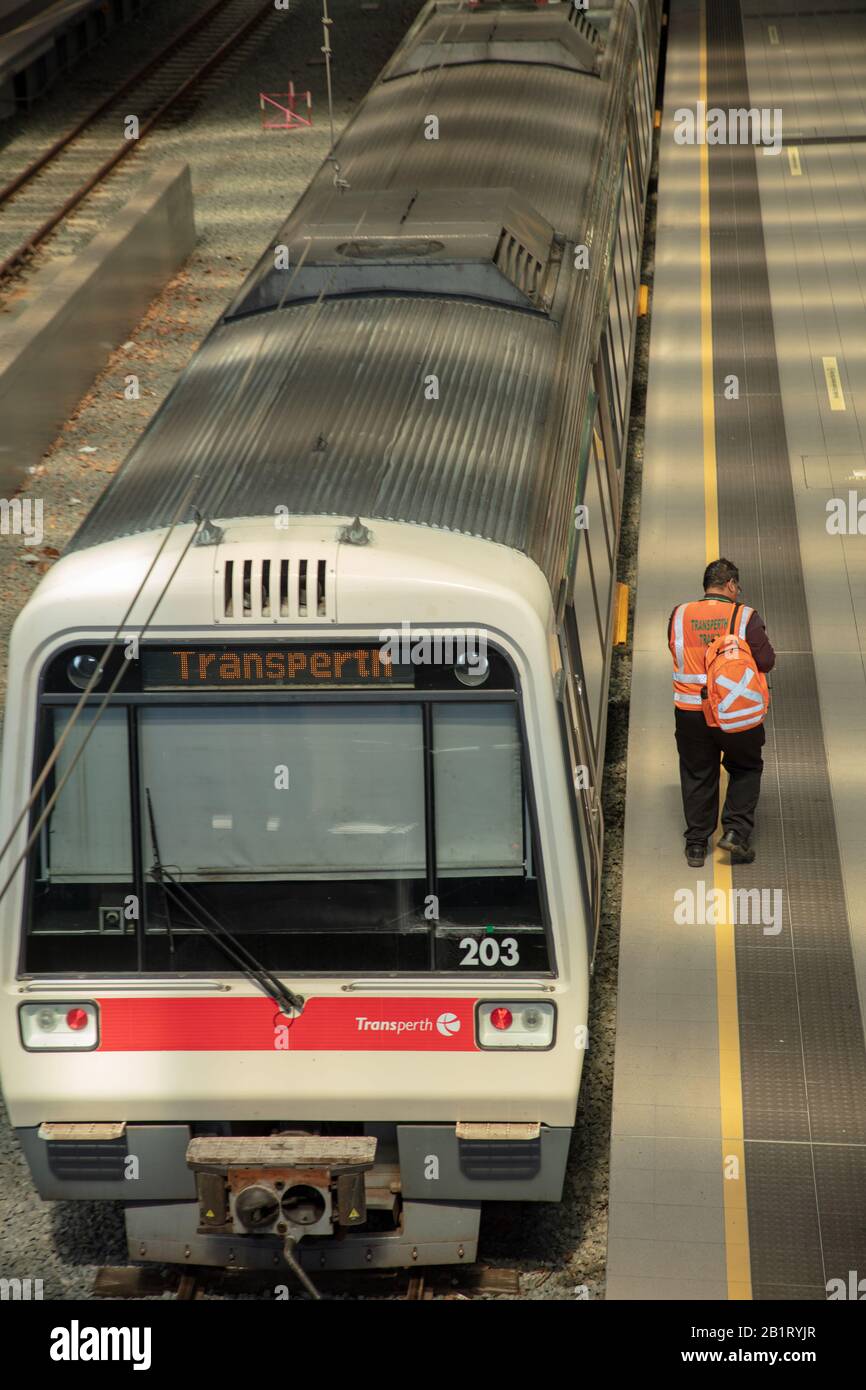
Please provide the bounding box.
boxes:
[321,0,348,188]
[321,0,336,151]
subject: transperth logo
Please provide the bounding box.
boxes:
[353,1013,462,1036]
[355,1016,433,1034]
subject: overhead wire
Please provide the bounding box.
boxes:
[0,509,204,908]
[0,0,472,910]
[0,474,202,884]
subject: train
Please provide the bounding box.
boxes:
[0,0,662,1281]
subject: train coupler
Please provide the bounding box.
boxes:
[186,1134,377,1249]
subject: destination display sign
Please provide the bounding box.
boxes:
[141,645,415,690]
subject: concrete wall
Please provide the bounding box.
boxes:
[0,159,195,494]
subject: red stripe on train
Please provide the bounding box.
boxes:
[96,996,479,1051]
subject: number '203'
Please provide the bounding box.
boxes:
[459,937,519,967]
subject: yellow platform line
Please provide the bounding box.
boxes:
[698,0,752,1301]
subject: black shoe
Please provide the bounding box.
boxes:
[718,830,756,864]
[685,841,707,868]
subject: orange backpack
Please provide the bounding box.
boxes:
[703,604,769,732]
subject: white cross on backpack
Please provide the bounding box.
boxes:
[703,604,770,732]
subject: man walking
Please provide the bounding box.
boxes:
[668,558,775,867]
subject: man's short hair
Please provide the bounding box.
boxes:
[703,558,740,591]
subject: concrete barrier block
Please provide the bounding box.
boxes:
[0,158,196,493]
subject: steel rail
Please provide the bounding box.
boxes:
[0,0,274,283]
[0,0,237,206]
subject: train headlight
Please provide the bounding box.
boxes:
[476,1001,555,1049]
[454,653,490,687]
[19,1002,98,1050]
[67,653,103,690]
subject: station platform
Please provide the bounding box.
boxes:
[0,0,144,114]
[608,0,866,1300]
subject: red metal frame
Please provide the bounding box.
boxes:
[259,81,313,132]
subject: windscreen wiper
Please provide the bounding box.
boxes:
[145,787,175,961]
[144,789,304,1016]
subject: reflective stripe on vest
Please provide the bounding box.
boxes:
[673,604,686,670]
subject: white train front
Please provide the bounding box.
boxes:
[0,0,661,1274]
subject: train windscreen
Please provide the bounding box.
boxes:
[24,700,552,975]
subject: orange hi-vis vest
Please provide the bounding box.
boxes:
[669,598,751,712]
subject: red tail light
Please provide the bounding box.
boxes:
[476,1001,556,1049]
[19,1001,98,1050]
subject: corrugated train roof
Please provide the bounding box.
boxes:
[70,297,557,551]
[68,0,641,572]
[288,62,602,247]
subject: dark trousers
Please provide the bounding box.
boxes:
[674,708,765,844]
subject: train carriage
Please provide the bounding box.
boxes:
[0,0,661,1277]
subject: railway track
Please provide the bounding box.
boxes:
[93,1263,522,1301]
[0,0,277,288]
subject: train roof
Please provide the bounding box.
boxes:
[70,1,642,583]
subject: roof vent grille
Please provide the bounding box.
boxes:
[220,556,334,622]
[228,189,562,319]
[493,228,544,306]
